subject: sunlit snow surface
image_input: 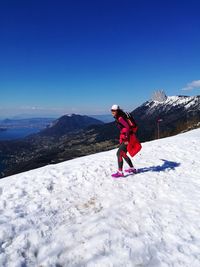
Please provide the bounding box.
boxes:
[0,129,200,267]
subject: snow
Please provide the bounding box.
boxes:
[0,129,200,267]
[145,95,199,116]
[149,95,198,109]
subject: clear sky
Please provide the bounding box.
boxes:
[1,0,200,118]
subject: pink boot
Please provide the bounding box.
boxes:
[111,171,124,178]
[125,167,137,174]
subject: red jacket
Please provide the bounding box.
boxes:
[117,116,130,144]
[116,116,142,157]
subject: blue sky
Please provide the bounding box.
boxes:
[0,0,200,118]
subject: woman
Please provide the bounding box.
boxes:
[111,104,142,178]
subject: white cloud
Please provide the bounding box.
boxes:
[181,80,200,91]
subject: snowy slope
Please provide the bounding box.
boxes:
[0,129,200,267]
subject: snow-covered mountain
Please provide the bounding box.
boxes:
[140,95,200,115]
[0,129,200,266]
[132,95,200,141]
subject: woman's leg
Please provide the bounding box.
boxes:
[117,143,133,171]
[124,152,134,168]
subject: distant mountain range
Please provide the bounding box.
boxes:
[0,118,54,129]
[0,95,199,178]
[39,114,104,136]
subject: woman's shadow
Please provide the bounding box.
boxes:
[137,159,181,174]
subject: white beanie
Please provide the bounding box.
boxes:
[111,104,120,110]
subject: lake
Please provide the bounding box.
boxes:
[0,128,41,141]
